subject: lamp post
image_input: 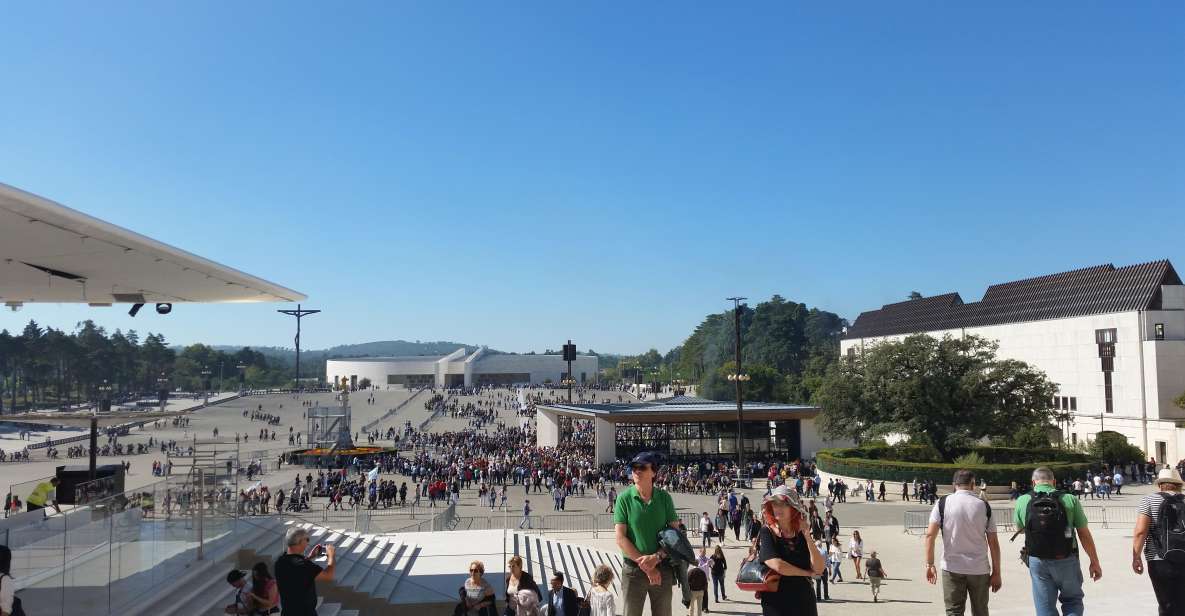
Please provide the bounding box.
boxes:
[562,340,577,403]
[201,367,212,407]
[727,296,748,483]
[157,372,169,414]
[93,379,113,480]
[561,376,577,403]
[97,379,113,413]
[237,363,248,391]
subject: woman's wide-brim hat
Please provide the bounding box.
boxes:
[763,485,807,516]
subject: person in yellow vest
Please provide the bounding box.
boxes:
[27,477,61,514]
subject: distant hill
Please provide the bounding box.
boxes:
[205,340,479,362]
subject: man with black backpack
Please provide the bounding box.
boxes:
[1133,467,1185,614]
[1013,467,1102,616]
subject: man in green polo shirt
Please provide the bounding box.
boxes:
[614,451,679,616]
[1013,466,1102,616]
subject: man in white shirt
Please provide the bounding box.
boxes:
[923,469,1001,616]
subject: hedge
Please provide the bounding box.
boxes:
[816,448,1094,485]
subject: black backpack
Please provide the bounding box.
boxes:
[1024,491,1073,559]
[1157,493,1185,563]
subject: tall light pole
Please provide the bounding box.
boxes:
[562,340,577,403]
[201,366,212,407]
[278,304,321,392]
[94,379,113,480]
[157,372,169,414]
[237,363,248,390]
[726,297,749,483]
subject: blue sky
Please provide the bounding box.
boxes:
[2,3,1182,354]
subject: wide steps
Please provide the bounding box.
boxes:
[275,521,419,603]
[513,533,623,598]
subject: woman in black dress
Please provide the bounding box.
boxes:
[757,486,827,616]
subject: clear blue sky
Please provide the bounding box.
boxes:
[2,3,1182,354]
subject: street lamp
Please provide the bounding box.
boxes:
[90,379,113,481]
[727,296,748,485]
[201,366,213,407]
[157,372,169,413]
[561,376,578,402]
[97,379,113,413]
[237,363,248,390]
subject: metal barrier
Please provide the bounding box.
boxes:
[904,505,1140,534]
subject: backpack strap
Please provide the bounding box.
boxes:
[938,495,948,533]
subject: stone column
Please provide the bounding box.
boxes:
[537,408,561,448]
[594,417,616,465]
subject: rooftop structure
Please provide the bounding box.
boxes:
[0,182,304,306]
[537,395,837,465]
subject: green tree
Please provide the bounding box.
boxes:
[814,334,1062,462]
[991,424,1054,449]
[1176,391,1185,411]
[1089,431,1145,465]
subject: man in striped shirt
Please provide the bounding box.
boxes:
[1133,467,1185,615]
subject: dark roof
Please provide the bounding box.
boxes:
[845,260,1182,339]
[541,398,817,417]
[652,394,715,405]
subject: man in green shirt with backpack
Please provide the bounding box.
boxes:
[1013,467,1103,616]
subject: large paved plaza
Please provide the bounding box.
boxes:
[0,389,1169,614]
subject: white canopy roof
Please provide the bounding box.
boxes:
[0,182,305,304]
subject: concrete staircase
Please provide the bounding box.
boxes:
[245,521,422,604]
[512,532,624,599]
[139,518,419,616]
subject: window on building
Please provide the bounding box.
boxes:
[1071,433,1077,445]
[1061,396,1069,410]
[1095,328,1117,344]
[846,347,856,358]
[1052,396,1060,410]
[1155,323,1165,340]
[1070,397,1077,411]
[1104,372,1114,413]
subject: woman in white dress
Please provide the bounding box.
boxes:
[848,530,864,580]
[586,565,616,616]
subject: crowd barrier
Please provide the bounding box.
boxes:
[904,505,1140,534]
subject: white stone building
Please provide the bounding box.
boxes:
[840,260,1185,463]
[326,347,599,389]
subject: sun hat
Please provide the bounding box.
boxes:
[763,485,807,516]
[1156,467,1184,487]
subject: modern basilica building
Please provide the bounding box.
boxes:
[326,347,599,389]
[841,259,1185,464]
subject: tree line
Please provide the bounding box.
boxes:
[0,319,295,414]
[607,295,848,404]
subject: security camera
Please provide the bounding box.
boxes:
[155,303,172,315]
[128,303,144,317]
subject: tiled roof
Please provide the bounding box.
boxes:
[845,260,1182,339]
